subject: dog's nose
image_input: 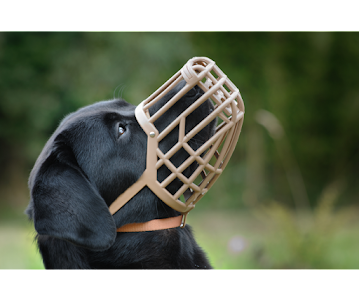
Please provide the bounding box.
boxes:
[186,85,204,98]
[186,86,197,97]
[195,85,204,96]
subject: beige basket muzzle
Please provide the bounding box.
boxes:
[109,57,245,216]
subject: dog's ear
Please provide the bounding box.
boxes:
[27,133,116,251]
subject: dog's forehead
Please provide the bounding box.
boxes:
[59,99,135,128]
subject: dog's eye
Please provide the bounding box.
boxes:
[118,125,126,136]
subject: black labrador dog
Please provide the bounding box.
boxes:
[26,81,216,269]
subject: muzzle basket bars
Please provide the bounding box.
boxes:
[109,57,245,216]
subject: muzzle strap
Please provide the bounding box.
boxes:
[116,215,183,232]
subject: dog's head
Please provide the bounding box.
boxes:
[26,81,216,251]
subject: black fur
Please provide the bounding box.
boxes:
[26,81,215,269]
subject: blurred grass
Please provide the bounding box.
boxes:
[0,222,44,269]
[189,205,359,269]
[1,206,359,269]
[0,204,44,269]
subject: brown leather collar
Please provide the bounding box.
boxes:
[116,215,184,232]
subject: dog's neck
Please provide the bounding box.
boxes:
[111,186,180,229]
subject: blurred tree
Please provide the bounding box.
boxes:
[190,32,359,208]
[0,32,358,212]
[0,32,194,207]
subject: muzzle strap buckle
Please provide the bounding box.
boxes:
[180,212,188,228]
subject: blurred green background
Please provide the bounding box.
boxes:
[1,32,359,269]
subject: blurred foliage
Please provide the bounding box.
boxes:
[189,32,359,210]
[174,204,359,269]
[252,181,355,268]
[2,32,359,269]
[0,32,196,207]
[0,32,358,214]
